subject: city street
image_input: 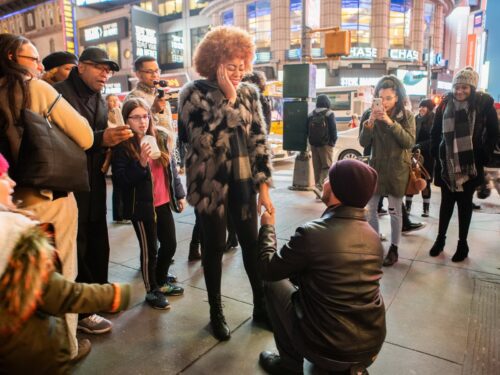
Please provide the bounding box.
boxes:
[75,160,500,375]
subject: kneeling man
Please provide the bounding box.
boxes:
[258,159,386,374]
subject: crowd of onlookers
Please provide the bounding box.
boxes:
[0,24,498,375]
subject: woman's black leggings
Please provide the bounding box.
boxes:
[437,183,475,242]
[198,189,263,309]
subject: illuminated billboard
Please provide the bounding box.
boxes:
[396,70,428,96]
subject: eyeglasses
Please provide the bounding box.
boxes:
[81,61,115,76]
[17,55,41,64]
[139,69,160,75]
[128,114,150,122]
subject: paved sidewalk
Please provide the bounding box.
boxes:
[75,162,500,375]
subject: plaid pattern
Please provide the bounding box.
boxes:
[442,99,477,191]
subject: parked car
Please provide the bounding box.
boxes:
[333,127,364,161]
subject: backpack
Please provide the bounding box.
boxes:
[308,111,330,146]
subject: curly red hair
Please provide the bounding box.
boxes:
[193,26,255,80]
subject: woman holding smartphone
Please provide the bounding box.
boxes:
[359,76,416,267]
[112,98,186,309]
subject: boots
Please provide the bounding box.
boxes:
[209,296,231,341]
[405,198,412,213]
[452,240,469,262]
[429,235,446,257]
[188,242,202,261]
[422,202,430,218]
[383,245,398,267]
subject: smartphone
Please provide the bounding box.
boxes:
[372,98,383,112]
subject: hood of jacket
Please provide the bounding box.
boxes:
[0,208,38,276]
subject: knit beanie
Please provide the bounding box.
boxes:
[418,99,435,111]
[0,153,9,175]
[328,159,378,208]
[42,51,78,71]
[452,66,479,89]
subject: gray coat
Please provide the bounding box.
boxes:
[359,109,415,197]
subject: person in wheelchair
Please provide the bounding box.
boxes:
[257,159,386,375]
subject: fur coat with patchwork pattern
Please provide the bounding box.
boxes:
[178,80,272,218]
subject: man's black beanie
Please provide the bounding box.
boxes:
[42,51,78,71]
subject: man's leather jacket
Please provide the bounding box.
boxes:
[258,205,386,362]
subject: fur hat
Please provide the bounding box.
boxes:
[42,51,78,71]
[418,99,435,111]
[328,159,378,208]
[452,66,479,89]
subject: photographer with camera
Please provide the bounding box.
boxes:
[127,56,173,135]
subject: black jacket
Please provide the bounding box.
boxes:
[258,205,386,362]
[54,68,108,222]
[414,111,435,177]
[111,141,185,221]
[431,92,499,189]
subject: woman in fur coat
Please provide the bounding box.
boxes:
[178,26,273,341]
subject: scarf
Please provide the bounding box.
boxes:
[441,98,476,192]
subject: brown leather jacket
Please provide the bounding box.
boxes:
[258,205,386,362]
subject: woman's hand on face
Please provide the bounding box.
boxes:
[139,142,152,167]
[217,64,237,104]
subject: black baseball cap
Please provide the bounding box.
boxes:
[79,47,120,72]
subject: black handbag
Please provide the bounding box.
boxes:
[15,94,90,192]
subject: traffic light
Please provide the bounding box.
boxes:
[324,29,351,58]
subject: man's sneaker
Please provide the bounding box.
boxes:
[167,272,177,283]
[159,282,184,296]
[77,314,112,334]
[312,186,322,200]
[145,290,171,310]
[379,233,387,241]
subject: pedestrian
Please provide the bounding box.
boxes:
[257,159,385,374]
[242,70,272,134]
[112,98,186,309]
[0,33,94,360]
[429,67,498,262]
[405,99,436,217]
[0,152,130,374]
[308,94,338,199]
[349,113,359,128]
[41,51,78,85]
[178,25,273,340]
[359,75,416,267]
[54,47,132,335]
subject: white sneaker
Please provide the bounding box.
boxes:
[77,314,112,334]
[379,233,387,241]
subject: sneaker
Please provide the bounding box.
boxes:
[145,290,170,310]
[167,272,177,283]
[312,186,322,200]
[402,221,425,233]
[77,314,112,334]
[379,233,387,241]
[159,282,184,296]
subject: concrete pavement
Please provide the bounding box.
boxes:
[75,161,500,375]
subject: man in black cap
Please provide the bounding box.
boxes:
[257,159,386,374]
[42,51,78,85]
[54,47,133,336]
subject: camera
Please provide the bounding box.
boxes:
[153,80,168,98]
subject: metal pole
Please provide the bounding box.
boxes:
[427,34,433,98]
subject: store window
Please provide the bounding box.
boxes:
[159,31,184,69]
[389,0,413,48]
[89,41,119,63]
[49,38,55,53]
[49,8,54,26]
[221,9,234,26]
[189,0,208,16]
[423,1,435,51]
[140,1,153,12]
[191,26,209,58]
[247,0,271,62]
[159,0,182,17]
[288,0,321,59]
[341,0,372,46]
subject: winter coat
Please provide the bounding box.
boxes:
[359,108,416,197]
[414,111,435,178]
[307,108,338,147]
[258,205,386,363]
[54,68,109,222]
[111,130,185,221]
[431,92,499,189]
[178,80,272,218]
[0,209,130,375]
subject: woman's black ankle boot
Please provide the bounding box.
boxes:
[452,240,469,262]
[429,235,446,257]
[383,245,398,267]
[209,297,230,341]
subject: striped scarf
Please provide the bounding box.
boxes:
[441,98,477,192]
